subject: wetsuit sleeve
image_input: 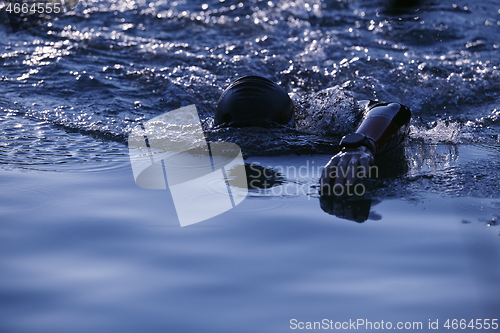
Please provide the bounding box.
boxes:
[355,102,411,156]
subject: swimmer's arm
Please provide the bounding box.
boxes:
[320,102,411,192]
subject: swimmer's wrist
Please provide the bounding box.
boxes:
[339,133,377,155]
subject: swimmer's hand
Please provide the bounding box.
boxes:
[320,146,374,194]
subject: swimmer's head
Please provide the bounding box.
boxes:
[215,76,294,127]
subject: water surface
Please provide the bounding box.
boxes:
[1,0,500,331]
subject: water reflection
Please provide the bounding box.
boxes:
[244,164,285,190]
[405,141,460,177]
[319,195,382,223]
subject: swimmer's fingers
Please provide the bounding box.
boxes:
[320,155,341,190]
[358,153,373,179]
[320,147,375,194]
[333,154,351,187]
[321,152,357,191]
[341,147,374,182]
[344,156,360,186]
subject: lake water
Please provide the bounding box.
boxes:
[1,0,500,332]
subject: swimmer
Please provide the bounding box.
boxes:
[215,76,411,193]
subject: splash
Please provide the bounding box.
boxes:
[410,120,462,143]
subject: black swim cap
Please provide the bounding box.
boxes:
[215,76,294,126]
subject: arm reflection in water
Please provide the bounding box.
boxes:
[319,196,382,223]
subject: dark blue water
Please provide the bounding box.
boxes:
[1,1,500,332]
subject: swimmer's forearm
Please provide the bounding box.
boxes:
[355,102,411,156]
